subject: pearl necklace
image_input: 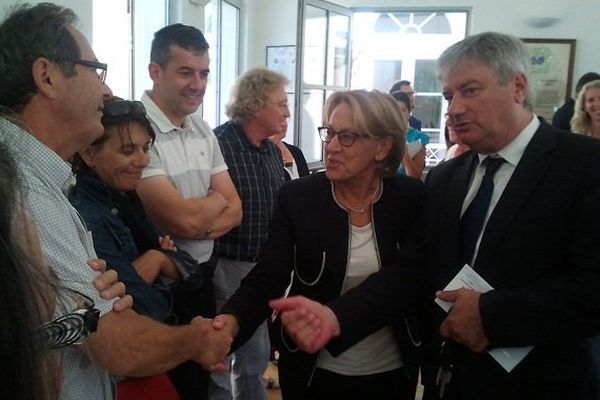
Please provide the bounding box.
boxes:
[332,180,381,214]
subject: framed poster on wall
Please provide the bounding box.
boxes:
[522,38,576,121]
[266,45,296,93]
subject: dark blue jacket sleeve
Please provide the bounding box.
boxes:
[86,217,172,322]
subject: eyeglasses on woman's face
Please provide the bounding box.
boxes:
[318,126,370,147]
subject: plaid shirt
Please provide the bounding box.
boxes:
[214,121,288,260]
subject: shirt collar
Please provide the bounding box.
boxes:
[478,115,540,167]
[141,90,191,134]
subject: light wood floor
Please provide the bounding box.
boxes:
[264,362,281,400]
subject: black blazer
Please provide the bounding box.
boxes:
[221,172,426,399]
[283,142,310,178]
[331,121,600,399]
[551,97,575,131]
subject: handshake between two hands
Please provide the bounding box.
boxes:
[94,255,488,369]
[189,296,342,372]
[190,314,239,372]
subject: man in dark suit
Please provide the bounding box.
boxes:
[271,32,600,400]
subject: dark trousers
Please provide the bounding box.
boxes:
[308,368,415,400]
[167,258,216,400]
[585,335,600,400]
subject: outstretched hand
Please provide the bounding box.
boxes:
[269,296,340,353]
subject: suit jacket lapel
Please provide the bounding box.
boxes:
[439,152,478,272]
[475,122,558,269]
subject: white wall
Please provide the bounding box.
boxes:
[246,0,600,95]
[241,0,298,70]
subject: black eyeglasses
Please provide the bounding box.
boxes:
[318,126,370,147]
[71,59,108,83]
[103,100,146,119]
[38,289,100,349]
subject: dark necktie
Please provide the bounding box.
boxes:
[459,156,505,266]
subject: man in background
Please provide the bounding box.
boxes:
[390,79,422,130]
[136,23,242,399]
[210,67,290,400]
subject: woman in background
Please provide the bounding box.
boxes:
[0,140,126,399]
[571,79,600,138]
[0,141,59,400]
[70,97,188,400]
[269,120,310,180]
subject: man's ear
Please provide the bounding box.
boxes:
[148,62,162,83]
[513,72,528,105]
[31,57,61,99]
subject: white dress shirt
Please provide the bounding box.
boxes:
[461,116,540,265]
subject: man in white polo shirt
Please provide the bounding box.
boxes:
[137,23,242,399]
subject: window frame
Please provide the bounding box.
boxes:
[296,0,353,168]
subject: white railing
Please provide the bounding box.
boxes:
[426,143,447,167]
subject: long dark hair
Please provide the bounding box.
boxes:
[0,142,59,400]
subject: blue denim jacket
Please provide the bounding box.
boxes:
[69,173,172,321]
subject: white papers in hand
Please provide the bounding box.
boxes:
[435,264,533,372]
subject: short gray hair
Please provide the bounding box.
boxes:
[225,67,288,124]
[437,32,534,110]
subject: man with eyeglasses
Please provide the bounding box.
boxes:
[0,4,232,400]
[136,23,243,399]
[208,67,290,400]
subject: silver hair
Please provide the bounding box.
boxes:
[225,67,288,124]
[436,32,534,110]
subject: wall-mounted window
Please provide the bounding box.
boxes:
[298,0,352,166]
[351,10,469,165]
[204,0,240,128]
[92,0,168,100]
